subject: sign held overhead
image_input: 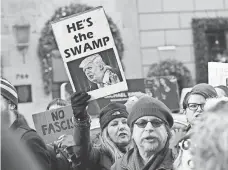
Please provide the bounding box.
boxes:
[51,7,128,100]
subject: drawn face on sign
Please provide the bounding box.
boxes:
[84,62,104,84]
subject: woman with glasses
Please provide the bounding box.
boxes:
[184,83,218,126]
[111,96,174,170]
[173,83,218,170]
[68,92,131,170]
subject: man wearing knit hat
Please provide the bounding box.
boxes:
[111,96,174,170]
[0,77,51,170]
[1,77,20,127]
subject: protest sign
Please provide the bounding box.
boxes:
[144,76,180,112]
[33,105,101,143]
[208,62,228,86]
[51,7,128,100]
[32,106,74,144]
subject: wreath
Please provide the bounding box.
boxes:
[147,59,193,94]
[38,4,124,94]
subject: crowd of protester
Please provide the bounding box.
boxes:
[1,76,228,170]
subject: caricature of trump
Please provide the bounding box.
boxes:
[79,54,121,88]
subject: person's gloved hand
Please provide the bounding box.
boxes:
[71,92,91,120]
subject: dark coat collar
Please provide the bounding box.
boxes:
[120,144,174,170]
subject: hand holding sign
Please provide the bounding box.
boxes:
[71,92,91,119]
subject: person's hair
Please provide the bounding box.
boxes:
[99,127,125,162]
[46,98,69,110]
[182,92,191,110]
[164,123,172,143]
[204,97,228,112]
[191,103,228,170]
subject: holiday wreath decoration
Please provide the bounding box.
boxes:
[38,4,124,94]
[147,59,193,94]
[192,18,228,84]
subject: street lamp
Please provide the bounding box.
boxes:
[13,23,30,63]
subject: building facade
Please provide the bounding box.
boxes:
[1,0,228,128]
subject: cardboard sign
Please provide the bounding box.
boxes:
[208,62,228,86]
[51,7,128,100]
[32,106,74,144]
[144,76,180,112]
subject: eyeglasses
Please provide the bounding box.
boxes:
[134,119,164,128]
[187,103,205,111]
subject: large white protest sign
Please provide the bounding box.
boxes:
[208,62,228,86]
[51,7,128,100]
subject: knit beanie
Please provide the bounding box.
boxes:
[0,78,18,107]
[215,85,228,96]
[127,96,174,128]
[191,83,217,99]
[99,102,129,130]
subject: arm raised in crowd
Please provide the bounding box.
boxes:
[70,92,102,169]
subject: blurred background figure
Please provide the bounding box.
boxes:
[214,85,228,97]
[1,124,42,170]
[46,98,70,110]
[191,97,228,170]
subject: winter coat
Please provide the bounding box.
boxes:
[111,144,174,170]
[10,114,51,170]
[1,125,42,170]
[72,117,114,170]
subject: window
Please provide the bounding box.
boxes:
[206,30,228,62]
[15,85,32,103]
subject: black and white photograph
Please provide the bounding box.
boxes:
[2,1,228,170]
[67,48,123,92]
